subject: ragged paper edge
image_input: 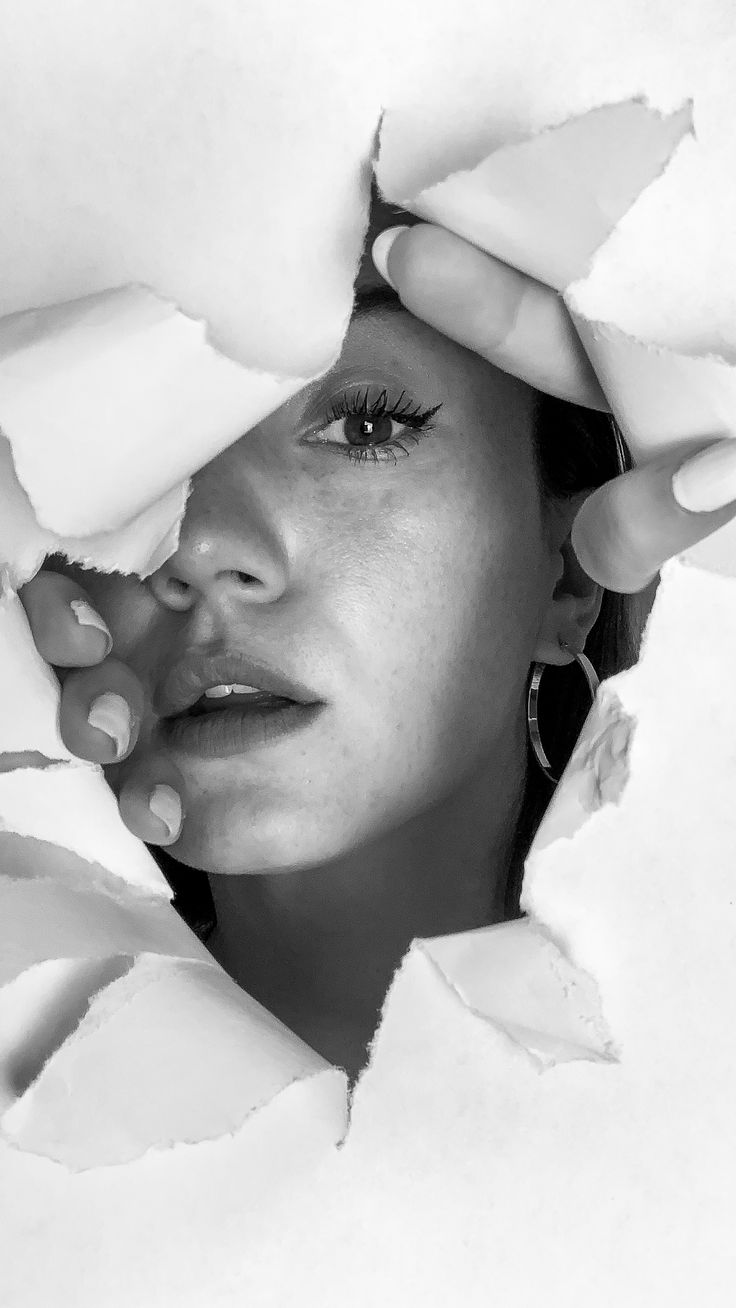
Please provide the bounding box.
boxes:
[0,431,191,587]
[355,909,621,1087]
[2,99,732,1177]
[348,101,674,1085]
[0,953,343,1171]
[383,98,693,297]
[0,156,377,1169]
[375,97,736,575]
[351,698,633,1085]
[418,926,616,1069]
[512,554,736,1088]
[395,646,639,1074]
[0,143,372,582]
[0,286,310,580]
[0,833,210,982]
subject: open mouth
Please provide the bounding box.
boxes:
[184,687,296,716]
[159,686,324,757]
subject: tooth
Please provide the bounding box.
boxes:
[230,684,261,694]
[203,684,234,698]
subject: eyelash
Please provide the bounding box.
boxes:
[310,386,443,466]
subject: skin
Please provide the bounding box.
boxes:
[23,221,736,1075]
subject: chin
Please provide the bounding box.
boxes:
[168,792,378,876]
[165,801,320,876]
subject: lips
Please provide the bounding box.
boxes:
[154,650,322,719]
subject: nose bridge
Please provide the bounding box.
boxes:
[150,440,289,605]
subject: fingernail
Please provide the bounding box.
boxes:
[371,225,409,290]
[87,692,132,758]
[70,599,112,654]
[148,784,182,839]
[672,437,736,513]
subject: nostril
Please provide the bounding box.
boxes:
[230,570,258,585]
[161,577,195,611]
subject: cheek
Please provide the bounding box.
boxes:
[320,472,547,797]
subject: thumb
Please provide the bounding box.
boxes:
[571,437,736,593]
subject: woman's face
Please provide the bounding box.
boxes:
[74,277,561,874]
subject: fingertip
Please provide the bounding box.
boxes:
[59,661,143,764]
[69,599,113,658]
[113,759,187,847]
[148,784,183,843]
[21,571,113,667]
[371,224,410,289]
[570,501,647,593]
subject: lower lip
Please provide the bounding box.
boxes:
[158,699,325,759]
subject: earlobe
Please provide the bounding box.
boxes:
[533,529,604,666]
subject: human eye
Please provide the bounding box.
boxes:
[302,385,444,467]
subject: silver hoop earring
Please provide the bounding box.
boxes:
[526,644,600,784]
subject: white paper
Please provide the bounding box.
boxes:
[376,98,736,498]
[2,0,736,1304]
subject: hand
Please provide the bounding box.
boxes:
[19,568,185,846]
[372,223,736,593]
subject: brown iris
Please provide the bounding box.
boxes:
[344,413,393,447]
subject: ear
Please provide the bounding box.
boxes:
[533,495,604,667]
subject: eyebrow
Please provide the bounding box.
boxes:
[351,284,406,318]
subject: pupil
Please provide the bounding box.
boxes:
[345,413,392,446]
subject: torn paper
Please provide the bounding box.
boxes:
[0,286,326,581]
[419,919,614,1066]
[326,562,736,1308]
[0,583,74,758]
[0,0,376,582]
[0,580,348,1170]
[375,97,736,573]
[2,953,341,1170]
[2,0,736,1304]
[0,286,309,537]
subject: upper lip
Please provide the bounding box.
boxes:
[154,650,322,718]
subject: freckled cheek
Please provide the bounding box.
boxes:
[350,508,540,751]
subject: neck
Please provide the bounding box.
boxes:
[207,757,526,1078]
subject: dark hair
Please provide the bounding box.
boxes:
[502,393,651,918]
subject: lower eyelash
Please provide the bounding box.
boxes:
[344,432,422,466]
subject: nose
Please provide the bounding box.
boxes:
[146,460,289,613]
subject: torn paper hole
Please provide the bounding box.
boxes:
[0,96,686,1179]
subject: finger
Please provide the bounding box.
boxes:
[20,570,113,666]
[372,223,609,411]
[58,658,144,764]
[112,756,186,846]
[571,437,736,593]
